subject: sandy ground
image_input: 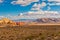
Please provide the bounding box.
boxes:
[0,24,60,40]
[28,23,60,26]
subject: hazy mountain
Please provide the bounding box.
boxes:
[35,18,60,23]
[14,19,36,22]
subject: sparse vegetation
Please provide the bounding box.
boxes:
[0,25,60,40]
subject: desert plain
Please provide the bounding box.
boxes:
[0,23,60,40]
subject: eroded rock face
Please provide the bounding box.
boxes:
[0,18,17,27]
[0,18,13,24]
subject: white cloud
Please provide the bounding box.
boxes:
[48,0,60,2]
[18,11,60,19]
[31,3,41,11]
[0,0,3,3]
[47,0,60,6]
[31,2,46,11]
[3,11,59,20]
[11,0,39,6]
[0,16,5,19]
[48,3,60,6]
[41,2,46,7]
[11,11,58,19]
[10,0,60,20]
[56,3,60,5]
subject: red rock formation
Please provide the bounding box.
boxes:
[16,22,26,26]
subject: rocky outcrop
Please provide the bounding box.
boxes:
[16,22,26,26]
[0,18,16,26]
[0,18,12,24]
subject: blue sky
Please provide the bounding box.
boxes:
[0,0,60,20]
[0,0,60,16]
[0,0,34,16]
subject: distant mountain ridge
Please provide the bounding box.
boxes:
[15,18,60,23]
[34,18,60,23]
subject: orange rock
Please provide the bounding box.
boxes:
[16,22,26,26]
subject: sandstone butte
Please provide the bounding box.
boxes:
[0,18,27,27]
[0,18,17,27]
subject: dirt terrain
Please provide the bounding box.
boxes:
[0,25,60,40]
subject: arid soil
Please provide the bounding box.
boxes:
[0,25,60,40]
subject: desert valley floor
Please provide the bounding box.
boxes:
[0,25,60,40]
